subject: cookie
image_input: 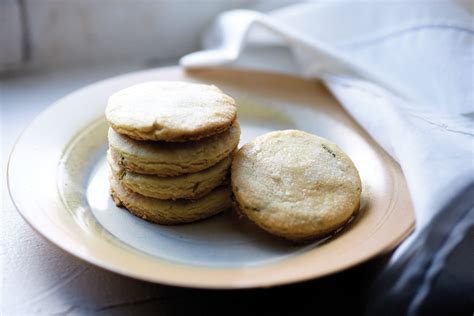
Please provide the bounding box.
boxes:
[108,121,240,176]
[108,150,231,200]
[231,130,361,242]
[106,81,237,142]
[110,175,232,224]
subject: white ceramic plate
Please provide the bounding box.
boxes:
[8,67,414,288]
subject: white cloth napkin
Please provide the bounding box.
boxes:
[181,1,474,314]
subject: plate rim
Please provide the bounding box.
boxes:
[7,66,415,288]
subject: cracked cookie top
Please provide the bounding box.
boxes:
[106,81,237,142]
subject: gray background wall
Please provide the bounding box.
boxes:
[0,0,298,74]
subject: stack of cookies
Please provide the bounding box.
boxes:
[105,81,240,224]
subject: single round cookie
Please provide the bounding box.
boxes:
[106,81,237,142]
[110,176,232,225]
[231,130,361,242]
[108,121,240,176]
[108,150,231,200]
